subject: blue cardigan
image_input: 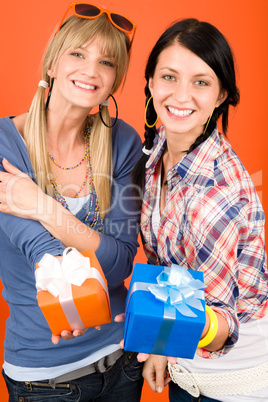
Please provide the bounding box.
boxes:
[0,116,142,371]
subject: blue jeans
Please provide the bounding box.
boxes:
[2,351,144,401]
[169,381,220,402]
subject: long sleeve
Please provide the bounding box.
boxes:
[141,127,267,358]
[0,119,65,270]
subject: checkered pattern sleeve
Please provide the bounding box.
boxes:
[141,128,268,359]
[183,178,267,358]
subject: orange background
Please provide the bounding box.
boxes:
[0,0,267,400]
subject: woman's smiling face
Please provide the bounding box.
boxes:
[47,36,116,112]
[149,42,227,141]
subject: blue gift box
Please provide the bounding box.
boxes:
[124,263,206,359]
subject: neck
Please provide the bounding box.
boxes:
[46,110,89,152]
[164,128,202,166]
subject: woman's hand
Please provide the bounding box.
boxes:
[0,158,101,252]
[51,329,88,344]
[142,355,171,393]
[0,158,46,219]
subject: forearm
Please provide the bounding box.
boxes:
[200,310,229,352]
[0,147,140,282]
[37,194,100,251]
[0,159,100,251]
[184,212,240,354]
[15,186,138,285]
[142,355,170,393]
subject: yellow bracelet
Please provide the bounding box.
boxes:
[197,305,218,349]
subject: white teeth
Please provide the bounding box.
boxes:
[74,81,96,90]
[168,107,193,117]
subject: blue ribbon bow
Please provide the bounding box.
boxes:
[148,264,205,318]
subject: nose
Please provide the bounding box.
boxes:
[173,81,192,103]
[81,60,99,78]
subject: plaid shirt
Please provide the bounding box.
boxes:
[141,126,268,358]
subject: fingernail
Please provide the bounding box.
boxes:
[157,387,163,393]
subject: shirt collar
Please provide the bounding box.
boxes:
[146,126,223,188]
[145,126,167,173]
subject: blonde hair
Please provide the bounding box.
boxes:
[24,14,130,216]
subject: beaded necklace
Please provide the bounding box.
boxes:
[50,118,103,231]
[48,150,86,170]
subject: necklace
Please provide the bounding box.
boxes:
[48,139,87,170]
[50,118,104,231]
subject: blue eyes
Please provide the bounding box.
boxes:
[71,52,83,58]
[163,75,175,81]
[162,75,209,86]
[195,80,208,86]
[69,53,114,67]
[101,60,114,67]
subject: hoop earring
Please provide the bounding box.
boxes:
[99,94,118,128]
[145,96,159,128]
[203,107,215,136]
[45,78,54,110]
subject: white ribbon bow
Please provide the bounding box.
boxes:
[35,247,108,330]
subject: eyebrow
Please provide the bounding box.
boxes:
[159,67,177,74]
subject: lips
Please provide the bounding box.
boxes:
[73,81,97,90]
[167,106,193,117]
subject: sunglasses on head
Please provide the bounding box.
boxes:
[56,2,137,44]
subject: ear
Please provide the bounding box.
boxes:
[47,66,56,79]
[215,89,228,107]
[148,77,154,97]
[47,70,53,78]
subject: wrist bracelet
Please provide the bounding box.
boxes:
[197,305,218,349]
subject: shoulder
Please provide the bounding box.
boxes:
[180,134,264,234]
[111,119,142,174]
[0,115,26,140]
[0,116,14,133]
[0,116,31,172]
[0,116,21,146]
[11,113,27,138]
[214,135,256,193]
[112,118,142,149]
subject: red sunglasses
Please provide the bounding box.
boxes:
[56,2,137,45]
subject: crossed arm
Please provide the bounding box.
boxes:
[0,159,229,391]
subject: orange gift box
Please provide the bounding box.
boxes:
[36,248,111,336]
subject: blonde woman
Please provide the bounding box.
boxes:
[0,3,143,400]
